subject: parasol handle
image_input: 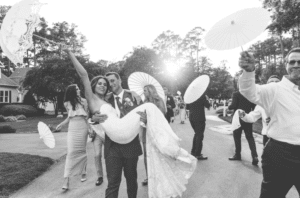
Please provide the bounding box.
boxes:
[33,34,64,46]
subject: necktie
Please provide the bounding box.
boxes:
[115,96,124,117]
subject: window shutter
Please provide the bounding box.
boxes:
[9,91,11,103]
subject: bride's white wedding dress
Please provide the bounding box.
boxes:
[93,103,197,198]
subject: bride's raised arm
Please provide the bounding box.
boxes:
[64,49,105,113]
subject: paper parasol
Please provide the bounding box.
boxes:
[38,121,55,148]
[204,7,271,50]
[0,0,44,65]
[184,75,210,104]
[128,72,165,100]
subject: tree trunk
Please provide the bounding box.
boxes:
[33,39,36,67]
[279,34,284,62]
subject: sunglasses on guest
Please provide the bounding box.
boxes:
[288,60,300,65]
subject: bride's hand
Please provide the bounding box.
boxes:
[137,110,147,125]
[92,113,108,124]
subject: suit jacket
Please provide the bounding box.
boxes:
[166,95,176,117]
[187,95,210,122]
[228,91,256,114]
[104,91,143,159]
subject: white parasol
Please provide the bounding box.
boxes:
[38,121,55,148]
[184,75,210,104]
[0,0,44,65]
[128,72,165,101]
[204,7,271,50]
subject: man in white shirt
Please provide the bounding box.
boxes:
[238,48,300,198]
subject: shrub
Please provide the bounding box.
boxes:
[0,105,38,117]
[15,114,26,120]
[0,115,5,122]
[4,116,18,122]
[37,108,45,116]
[216,108,234,115]
[0,125,16,133]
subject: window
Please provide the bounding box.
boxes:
[0,90,10,103]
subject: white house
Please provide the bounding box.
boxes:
[0,72,19,104]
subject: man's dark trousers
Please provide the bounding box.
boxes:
[105,152,139,198]
[190,120,206,156]
[233,119,258,158]
[259,138,300,198]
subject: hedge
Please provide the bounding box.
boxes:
[0,125,16,133]
[0,105,39,117]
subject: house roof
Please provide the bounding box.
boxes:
[0,73,19,88]
[9,67,31,85]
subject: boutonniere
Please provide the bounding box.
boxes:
[124,97,134,108]
[168,98,170,101]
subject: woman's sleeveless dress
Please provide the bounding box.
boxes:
[94,103,197,198]
[64,100,89,177]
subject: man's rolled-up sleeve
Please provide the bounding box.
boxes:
[239,71,275,113]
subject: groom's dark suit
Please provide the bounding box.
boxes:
[105,90,142,198]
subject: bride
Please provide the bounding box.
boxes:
[65,48,197,198]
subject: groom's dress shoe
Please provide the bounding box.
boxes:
[197,155,208,160]
[252,157,259,166]
[228,154,241,161]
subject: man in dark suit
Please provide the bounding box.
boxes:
[228,89,258,165]
[103,72,143,198]
[163,86,176,123]
[187,94,210,160]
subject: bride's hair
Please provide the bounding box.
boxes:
[64,84,82,111]
[144,84,162,104]
[90,75,110,96]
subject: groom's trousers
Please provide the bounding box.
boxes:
[105,156,139,198]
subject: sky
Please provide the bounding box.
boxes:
[1,0,270,76]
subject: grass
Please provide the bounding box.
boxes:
[0,115,68,133]
[218,115,263,134]
[0,152,54,197]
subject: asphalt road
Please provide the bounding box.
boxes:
[9,108,299,198]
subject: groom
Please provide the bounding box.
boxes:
[103,72,143,198]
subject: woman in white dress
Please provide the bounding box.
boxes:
[65,48,197,198]
[88,76,110,186]
[141,84,166,186]
[56,84,89,191]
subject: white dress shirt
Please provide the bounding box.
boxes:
[241,105,268,135]
[239,71,300,145]
[113,90,124,118]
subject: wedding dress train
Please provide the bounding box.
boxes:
[93,103,197,198]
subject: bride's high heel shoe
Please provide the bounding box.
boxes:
[81,174,87,182]
[62,177,69,191]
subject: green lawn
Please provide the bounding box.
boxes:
[218,115,263,134]
[0,153,54,197]
[0,115,69,133]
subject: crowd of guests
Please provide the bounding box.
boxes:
[54,46,300,198]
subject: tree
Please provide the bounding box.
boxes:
[206,63,234,100]
[22,55,106,115]
[180,27,205,64]
[120,47,162,89]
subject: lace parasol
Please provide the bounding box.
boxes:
[0,0,44,65]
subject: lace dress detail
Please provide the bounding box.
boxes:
[0,0,43,65]
[95,103,197,198]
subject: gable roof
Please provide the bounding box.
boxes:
[9,68,31,85]
[0,73,19,88]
